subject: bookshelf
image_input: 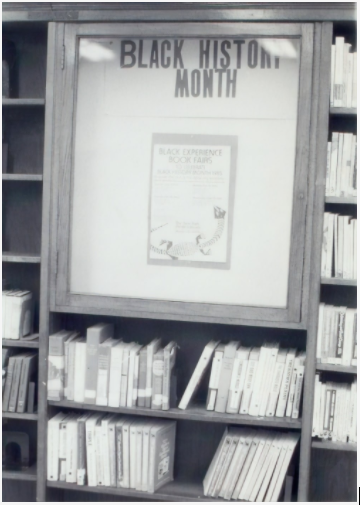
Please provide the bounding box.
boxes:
[2,20,46,500]
[2,3,357,503]
[310,16,357,503]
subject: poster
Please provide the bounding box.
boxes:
[148,133,237,269]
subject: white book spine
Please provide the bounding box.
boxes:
[127,350,136,408]
[95,425,104,486]
[73,342,86,403]
[275,352,295,418]
[351,53,357,108]
[65,421,78,483]
[292,364,305,419]
[346,52,354,109]
[321,213,329,276]
[108,345,123,408]
[285,359,299,418]
[141,426,151,492]
[325,213,335,278]
[102,421,111,487]
[121,424,130,488]
[85,421,97,487]
[47,418,61,481]
[330,45,335,107]
[266,359,285,417]
[239,358,258,415]
[334,37,344,107]
[249,347,269,417]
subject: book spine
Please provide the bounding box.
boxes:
[2,357,15,411]
[96,346,111,406]
[27,382,35,413]
[145,346,155,408]
[151,352,164,410]
[142,427,150,492]
[102,422,111,487]
[147,430,157,493]
[135,428,143,490]
[47,355,65,401]
[292,365,305,419]
[119,349,130,407]
[129,425,137,489]
[8,357,22,412]
[352,52,357,108]
[66,422,78,483]
[77,420,86,486]
[266,360,285,417]
[85,335,103,404]
[121,424,130,488]
[59,421,67,481]
[334,37,344,107]
[132,354,140,407]
[74,342,86,403]
[226,355,242,414]
[162,347,171,411]
[330,44,335,107]
[285,363,298,418]
[16,355,30,412]
[95,425,104,486]
[66,343,76,401]
[108,423,117,487]
[215,347,237,413]
[137,348,147,408]
[85,422,97,487]
[329,134,339,196]
[116,425,123,487]
[275,354,295,418]
[239,359,258,414]
[108,346,123,408]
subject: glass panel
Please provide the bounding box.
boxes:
[70,36,300,307]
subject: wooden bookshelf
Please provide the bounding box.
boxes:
[330,107,357,115]
[3,464,37,482]
[2,98,45,106]
[312,440,357,452]
[48,400,302,429]
[321,277,356,286]
[325,196,357,205]
[2,253,41,263]
[3,174,43,181]
[2,336,39,348]
[2,412,38,421]
[316,363,357,374]
[2,3,357,504]
[47,479,214,502]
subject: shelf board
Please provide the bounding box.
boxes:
[48,400,302,430]
[2,98,45,106]
[2,174,43,181]
[47,479,220,502]
[312,440,357,452]
[2,411,38,421]
[325,196,357,205]
[2,252,41,263]
[330,107,357,116]
[2,336,39,348]
[316,363,357,374]
[2,464,37,481]
[321,278,356,287]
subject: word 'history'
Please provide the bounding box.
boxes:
[119,39,281,98]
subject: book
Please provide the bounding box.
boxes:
[85,413,103,487]
[239,347,260,415]
[145,338,161,408]
[17,352,37,412]
[333,37,344,107]
[226,347,250,414]
[178,340,219,410]
[215,341,239,413]
[77,412,90,485]
[151,348,164,410]
[126,343,142,408]
[275,348,296,417]
[8,353,25,412]
[207,344,225,411]
[27,381,36,413]
[2,354,16,411]
[48,330,72,401]
[162,341,177,411]
[48,412,68,481]
[108,341,125,408]
[148,420,176,493]
[259,344,279,417]
[285,352,305,418]
[137,346,148,408]
[64,332,80,399]
[266,349,287,417]
[266,433,300,502]
[119,343,137,407]
[66,336,83,401]
[84,323,114,404]
[73,338,86,403]
[96,338,119,406]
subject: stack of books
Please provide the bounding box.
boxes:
[326,132,357,197]
[47,323,177,411]
[321,212,357,279]
[179,341,306,420]
[203,427,299,501]
[330,37,357,109]
[2,349,37,413]
[317,304,357,366]
[47,412,176,493]
[312,375,357,444]
[2,289,34,340]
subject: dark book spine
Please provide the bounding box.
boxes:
[8,357,22,412]
[2,357,15,411]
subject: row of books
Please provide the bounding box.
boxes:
[326,133,357,197]
[312,376,357,444]
[317,304,357,366]
[2,349,37,413]
[204,427,299,502]
[321,213,357,279]
[330,37,357,108]
[48,323,177,411]
[47,412,176,493]
[179,341,306,420]
[2,289,34,340]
